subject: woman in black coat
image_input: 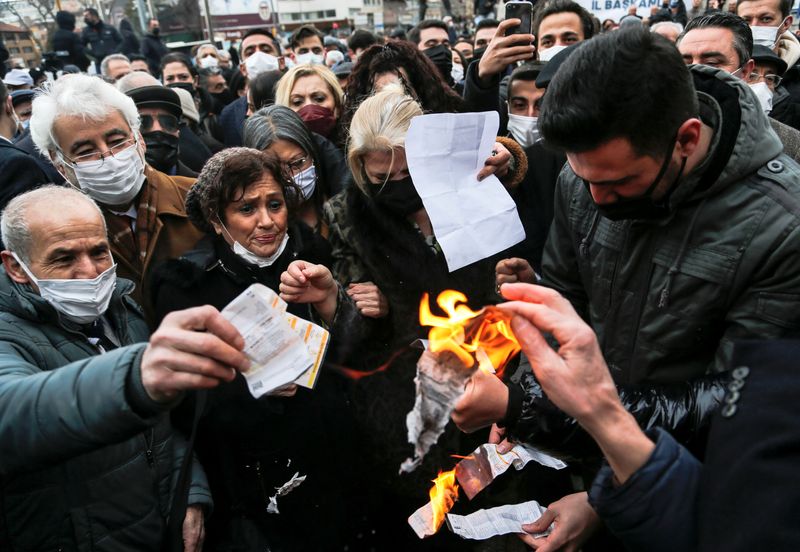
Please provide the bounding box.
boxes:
[149,148,359,551]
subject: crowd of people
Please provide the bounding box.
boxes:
[0,0,799,550]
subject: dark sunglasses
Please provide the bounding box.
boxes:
[141,113,180,133]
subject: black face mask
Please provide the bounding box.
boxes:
[168,82,196,98]
[586,139,687,221]
[472,47,487,64]
[369,176,424,217]
[144,131,180,173]
[211,89,235,108]
[423,44,454,85]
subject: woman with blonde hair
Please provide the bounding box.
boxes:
[274,63,344,142]
[279,84,527,547]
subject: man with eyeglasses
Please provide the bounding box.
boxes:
[30,74,203,313]
[677,12,800,157]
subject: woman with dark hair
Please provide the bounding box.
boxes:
[243,104,353,235]
[149,148,359,551]
[339,40,465,137]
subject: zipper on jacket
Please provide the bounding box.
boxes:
[144,428,155,468]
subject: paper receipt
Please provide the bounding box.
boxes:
[446,500,551,540]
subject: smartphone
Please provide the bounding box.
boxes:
[505,0,534,36]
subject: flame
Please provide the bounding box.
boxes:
[420,290,520,377]
[429,469,458,531]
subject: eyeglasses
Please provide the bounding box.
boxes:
[58,137,137,167]
[286,157,308,173]
[747,72,783,87]
[140,113,180,133]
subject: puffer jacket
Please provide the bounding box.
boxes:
[0,270,211,551]
[509,65,800,455]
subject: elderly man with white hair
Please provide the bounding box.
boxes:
[0,185,251,551]
[30,74,203,314]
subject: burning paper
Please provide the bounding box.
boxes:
[408,469,459,538]
[400,291,521,473]
[456,443,567,500]
[446,500,552,540]
[266,472,306,514]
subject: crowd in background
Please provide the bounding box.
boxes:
[0,0,799,550]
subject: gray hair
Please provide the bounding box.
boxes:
[30,74,141,157]
[243,104,320,170]
[100,53,131,77]
[1,185,106,264]
[116,71,161,93]
[651,21,684,34]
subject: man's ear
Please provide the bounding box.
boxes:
[676,117,703,157]
[1,251,30,284]
[781,15,793,35]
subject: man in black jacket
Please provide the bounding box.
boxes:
[141,19,169,77]
[51,11,90,72]
[81,8,122,73]
[0,81,48,213]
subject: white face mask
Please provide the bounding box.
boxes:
[220,222,290,268]
[451,63,465,83]
[750,23,782,49]
[507,112,540,148]
[326,50,344,66]
[293,164,317,199]
[245,51,280,78]
[295,52,325,65]
[199,55,219,69]
[750,81,774,114]
[61,142,146,206]
[539,44,568,62]
[13,253,117,325]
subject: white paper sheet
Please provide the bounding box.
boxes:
[286,313,330,389]
[446,500,551,540]
[221,284,313,397]
[405,111,526,272]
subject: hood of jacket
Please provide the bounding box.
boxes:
[667,65,783,208]
[777,30,800,68]
[0,266,137,330]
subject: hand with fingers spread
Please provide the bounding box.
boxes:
[518,492,600,551]
[279,260,339,324]
[140,305,249,404]
[346,281,389,318]
[451,368,509,433]
[496,257,538,289]
[477,19,536,86]
[478,142,513,181]
[497,282,656,484]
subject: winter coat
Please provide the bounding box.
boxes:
[310,131,353,197]
[149,227,362,550]
[80,20,122,61]
[218,96,248,146]
[105,165,203,313]
[0,270,211,551]
[141,33,169,76]
[510,65,800,457]
[118,21,140,56]
[588,340,800,552]
[51,28,90,71]
[0,138,49,214]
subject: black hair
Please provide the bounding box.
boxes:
[476,18,501,31]
[249,70,283,110]
[408,19,449,46]
[533,0,596,41]
[682,12,753,66]
[507,62,544,95]
[349,29,378,52]
[129,53,148,63]
[289,25,325,50]
[56,10,76,30]
[539,26,699,157]
[240,28,282,57]
[737,0,792,18]
[0,80,7,107]
[160,52,197,77]
[84,7,99,17]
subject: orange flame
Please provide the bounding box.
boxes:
[429,469,458,531]
[420,290,520,377]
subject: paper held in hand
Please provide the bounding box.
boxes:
[221,284,329,398]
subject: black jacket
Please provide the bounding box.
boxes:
[141,33,169,76]
[218,96,248,146]
[12,128,65,186]
[149,227,362,550]
[0,139,49,213]
[51,28,90,71]
[81,21,122,61]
